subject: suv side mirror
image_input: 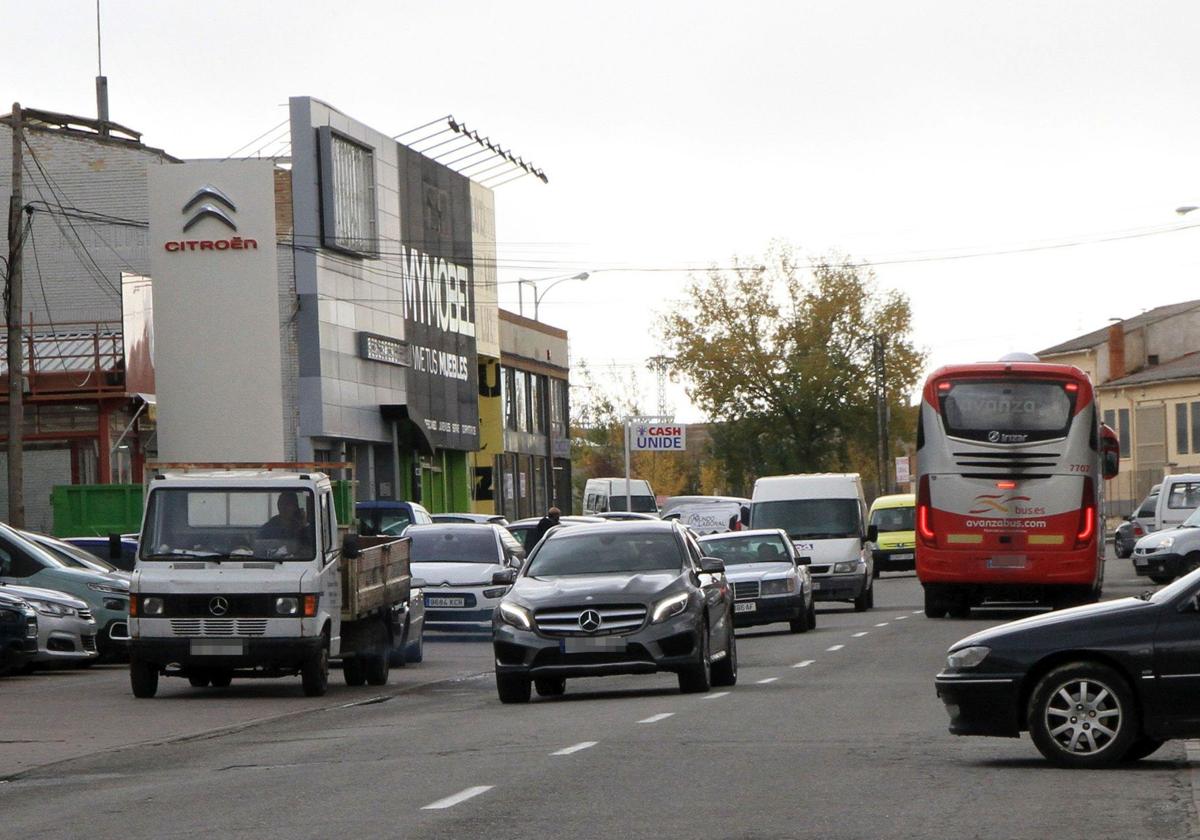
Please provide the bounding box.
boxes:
[342,533,361,559]
[492,568,517,586]
[698,557,725,575]
[866,525,878,544]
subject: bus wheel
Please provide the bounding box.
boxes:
[923,588,947,619]
[947,596,971,619]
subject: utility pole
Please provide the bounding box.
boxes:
[872,334,889,498]
[6,102,25,527]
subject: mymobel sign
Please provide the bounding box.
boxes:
[630,423,686,451]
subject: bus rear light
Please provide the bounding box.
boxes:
[1064,382,1078,393]
[917,475,935,544]
[1075,477,1096,547]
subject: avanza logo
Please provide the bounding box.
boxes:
[163,184,259,253]
[968,493,1046,516]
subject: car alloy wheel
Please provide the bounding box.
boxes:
[1028,662,1137,768]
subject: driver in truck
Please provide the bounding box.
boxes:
[259,492,309,543]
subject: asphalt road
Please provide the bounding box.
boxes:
[2,553,1196,840]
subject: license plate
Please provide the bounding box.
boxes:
[190,639,244,656]
[1133,557,1149,567]
[987,555,1028,569]
[561,636,627,654]
[892,552,914,561]
[811,580,824,591]
[734,602,757,613]
[426,596,466,608]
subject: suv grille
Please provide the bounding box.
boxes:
[808,565,831,575]
[534,604,648,636]
[81,634,98,652]
[733,581,760,600]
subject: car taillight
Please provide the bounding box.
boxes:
[1075,477,1096,548]
[1133,523,1145,537]
[917,475,935,544]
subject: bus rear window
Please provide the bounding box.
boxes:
[939,380,1075,443]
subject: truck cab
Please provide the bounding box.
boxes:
[128,469,409,697]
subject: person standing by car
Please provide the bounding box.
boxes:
[530,507,562,546]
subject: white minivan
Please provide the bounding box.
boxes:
[1154,474,1200,532]
[582,478,658,515]
[749,473,874,611]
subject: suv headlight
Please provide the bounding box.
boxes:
[946,645,991,670]
[498,601,533,630]
[651,592,690,623]
[833,561,862,574]
[760,577,797,596]
[26,599,78,618]
[1154,537,1175,551]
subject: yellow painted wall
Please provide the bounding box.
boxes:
[472,356,504,514]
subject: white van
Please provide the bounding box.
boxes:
[582,478,658,515]
[749,473,874,611]
[1154,474,1200,532]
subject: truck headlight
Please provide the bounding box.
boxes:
[275,596,300,616]
[499,601,533,630]
[142,597,165,616]
[833,561,862,574]
[651,592,690,623]
[761,577,797,596]
[946,645,991,670]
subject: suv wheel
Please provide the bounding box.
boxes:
[678,622,712,694]
[711,625,738,687]
[1027,661,1137,768]
[497,672,532,703]
[535,677,566,697]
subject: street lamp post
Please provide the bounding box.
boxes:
[517,271,590,321]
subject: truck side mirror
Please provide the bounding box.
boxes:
[108,532,122,561]
[342,533,361,559]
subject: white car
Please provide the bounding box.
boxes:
[409,524,526,632]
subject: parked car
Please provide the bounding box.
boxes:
[0,590,38,676]
[506,515,603,553]
[1153,474,1200,532]
[25,532,131,582]
[591,512,661,522]
[491,520,737,702]
[867,493,915,576]
[699,528,814,632]
[1116,486,1161,559]
[63,534,139,573]
[431,513,510,526]
[0,582,98,670]
[750,473,874,611]
[355,500,434,536]
[1131,506,1200,583]
[409,524,525,633]
[0,524,130,659]
[936,567,1200,767]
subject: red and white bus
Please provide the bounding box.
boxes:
[915,357,1119,618]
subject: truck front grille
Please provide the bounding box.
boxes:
[169,618,269,637]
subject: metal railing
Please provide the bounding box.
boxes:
[0,319,125,399]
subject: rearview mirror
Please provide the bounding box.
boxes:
[1100,423,1120,480]
[492,568,518,586]
[698,557,725,575]
[108,532,123,561]
[342,533,360,559]
[795,555,811,566]
[866,525,878,544]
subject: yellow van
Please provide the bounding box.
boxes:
[867,493,915,577]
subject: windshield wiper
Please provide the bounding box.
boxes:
[1139,589,1154,601]
[141,551,226,562]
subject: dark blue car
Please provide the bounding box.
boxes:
[62,535,139,573]
[0,590,37,676]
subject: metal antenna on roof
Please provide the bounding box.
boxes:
[95,0,110,136]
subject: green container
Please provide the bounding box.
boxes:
[331,479,355,526]
[51,483,145,537]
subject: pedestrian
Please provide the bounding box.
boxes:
[531,506,562,545]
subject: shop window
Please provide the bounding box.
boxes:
[318,128,378,257]
[1178,403,1190,455]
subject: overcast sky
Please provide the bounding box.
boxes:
[7,1,1200,421]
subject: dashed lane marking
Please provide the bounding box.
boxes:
[895,615,909,621]
[756,677,779,684]
[912,610,923,615]
[638,713,674,724]
[422,786,494,810]
[826,644,845,651]
[875,622,889,627]
[853,631,869,637]
[551,741,598,756]
[701,691,731,700]
[793,660,815,668]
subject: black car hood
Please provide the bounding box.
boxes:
[513,572,681,606]
[950,597,1155,650]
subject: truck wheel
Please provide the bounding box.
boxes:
[806,600,817,630]
[130,660,159,698]
[496,672,531,703]
[210,670,233,688]
[302,641,329,697]
[365,649,390,686]
[853,585,870,612]
[343,656,366,686]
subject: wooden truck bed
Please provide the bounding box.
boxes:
[340,536,411,621]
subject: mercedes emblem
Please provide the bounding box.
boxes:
[208,596,230,617]
[578,609,602,633]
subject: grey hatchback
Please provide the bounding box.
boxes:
[492,520,737,702]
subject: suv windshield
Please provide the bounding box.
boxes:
[700,534,791,566]
[526,531,683,576]
[141,488,316,561]
[751,499,860,540]
[409,529,499,563]
[870,506,914,532]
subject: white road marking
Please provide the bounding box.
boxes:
[422,786,494,810]
[638,713,675,724]
[826,644,845,651]
[895,615,909,621]
[793,659,815,668]
[875,622,889,627]
[756,677,779,684]
[912,610,923,615]
[701,691,731,700]
[551,741,598,756]
[853,631,869,637]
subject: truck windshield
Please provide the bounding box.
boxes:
[141,488,317,561]
[751,499,860,540]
